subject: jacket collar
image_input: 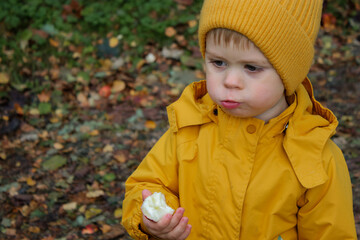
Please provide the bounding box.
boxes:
[167,79,338,188]
[283,78,338,188]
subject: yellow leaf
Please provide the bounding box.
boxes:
[103,144,114,153]
[85,208,102,219]
[165,27,177,37]
[145,120,157,129]
[29,108,40,115]
[0,152,6,160]
[111,80,126,93]
[86,190,104,198]
[114,208,123,218]
[0,72,9,84]
[26,177,36,186]
[90,129,100,136]
[109,37,119,48]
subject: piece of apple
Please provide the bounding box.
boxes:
[141,192,175,222]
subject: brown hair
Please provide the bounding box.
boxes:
[206,28,254,50]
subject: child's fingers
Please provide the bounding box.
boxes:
[177,223,192,240]
[167,216,191,239]
[162,207,185,232]
[142,189,152,201]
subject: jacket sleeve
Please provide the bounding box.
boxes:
[121,129,180,239]
[297,142,357,239]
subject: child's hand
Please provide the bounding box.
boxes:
[142,189,192,240]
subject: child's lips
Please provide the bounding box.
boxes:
[221,100,241,109]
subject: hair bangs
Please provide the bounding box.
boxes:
[207,28,253,50]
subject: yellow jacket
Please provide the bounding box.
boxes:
[122,79,357,239]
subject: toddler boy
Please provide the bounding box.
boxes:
[122,0,357,239]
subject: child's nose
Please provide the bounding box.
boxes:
[224,70,244,89]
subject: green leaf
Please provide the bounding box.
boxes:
[42,155,67,171]
[103,173,116,182]
[38,102,52,115]
[30,209,46,219]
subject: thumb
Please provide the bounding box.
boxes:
[142,189,152,201]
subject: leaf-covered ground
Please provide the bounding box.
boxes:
[1,1,360,239]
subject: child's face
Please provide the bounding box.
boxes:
[205,35,287,122]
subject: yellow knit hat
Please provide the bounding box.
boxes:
[198,0,323,96]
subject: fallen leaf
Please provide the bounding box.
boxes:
[26,177,36,186]
[109,37,119,48]
[112,80,126,93]
[113,152,126,163]
[136,59,146,70]
[165,26,177,37]
[28,226,41,233]
[42,155,67,171]
[0,152,6,160]
[62,202,77,211]
[145,120,157,129]
[53,143,64,150]
[49,38,59,47]
[77,92,89,106]
[100,224,112,234]
[86,189,104,198]
[85,208,102,219]
[90,129,100,136]
[5,228,16,236]
[188,19,197,28]
[114,208,123,218]
[14,103,24,114]
[37,91,51,102]
[103,144,114,153]
[0,72,9,84]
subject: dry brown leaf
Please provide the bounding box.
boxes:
[77,92,89,106]
[54,143,64,150]
[28,226,41,233]
[188,20,197,28]
[37,91,51,102]
[100,224,112,234]
[14,103,24,115]
[49,38,59,48]
[165,27,177,37]
[114,152,127,163]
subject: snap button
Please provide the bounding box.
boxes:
[213,108,218,116]
[246,124,256,134]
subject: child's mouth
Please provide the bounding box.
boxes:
[221,101,241,109]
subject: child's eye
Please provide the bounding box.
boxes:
[210,60,227,68]
[245,64,260,72]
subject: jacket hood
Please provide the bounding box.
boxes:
[167,79,338,188]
